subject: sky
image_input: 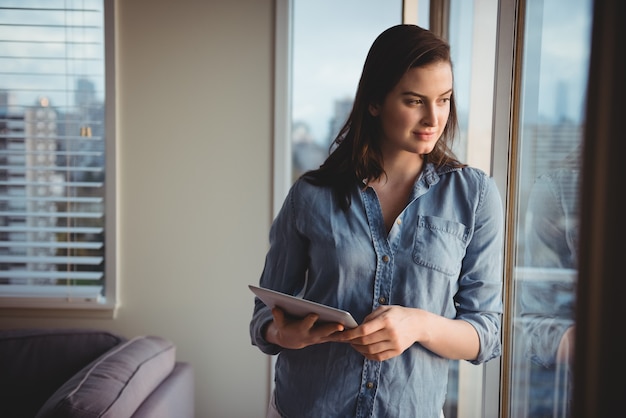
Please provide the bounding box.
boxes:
[291,0,402,145]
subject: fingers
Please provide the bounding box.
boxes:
[331,318,384,343]
[350,341,399,361]
[270,307,346,349]
[271,307,285,324]
[272,307,318,328]
[332,306,416,361]
[318,322,345,337]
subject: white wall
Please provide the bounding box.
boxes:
[0,0,275,416]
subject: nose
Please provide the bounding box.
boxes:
[420,104,438,127]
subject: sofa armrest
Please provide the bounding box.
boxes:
[132,362,194,418]
[36,335,176,418]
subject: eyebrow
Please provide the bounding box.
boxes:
[401,89,453,98]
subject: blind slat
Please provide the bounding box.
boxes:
[0,197,103,203]
[0,150,104,156]
[0,284,104,300]
[0,166,104,172]
[0,134,104,141]
[0,226,103,233]
[0,241,103,249]
[0,211,103,218]
[0,271,103,280]
[0,181,104,187]
[0,255,103,264]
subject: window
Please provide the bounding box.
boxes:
[275,0,592,416]
[0,0,115,310]
[506,0,592,416]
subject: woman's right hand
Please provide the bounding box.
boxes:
[264,307,345,349]
[557,326,575,364]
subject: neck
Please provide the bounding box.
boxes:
[377,153,424,186]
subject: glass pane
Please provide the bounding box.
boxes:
[509,0,593,417]
[0,0,106,303]
[448,0,475,163]
[444,2,476,415]
[446,1,500,416]
[291,0,401,181]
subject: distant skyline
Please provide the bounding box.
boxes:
[2,0,591,137]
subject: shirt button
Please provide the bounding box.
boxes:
[382,255,390,262]
[396,218,402,225]
[378,296,387,305]
[366,381,374,389]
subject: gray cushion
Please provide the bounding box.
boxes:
[36,335,176,418]
[0,328,125,418]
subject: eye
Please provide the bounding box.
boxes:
[406,98,423,106]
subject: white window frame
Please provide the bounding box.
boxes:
[0,0,117,314]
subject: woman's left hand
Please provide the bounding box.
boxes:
[327,305,421,361]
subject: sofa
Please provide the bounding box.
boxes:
[0,328,194,418]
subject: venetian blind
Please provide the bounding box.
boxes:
[0,0,111,308]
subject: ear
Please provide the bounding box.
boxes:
[368,102,380,116]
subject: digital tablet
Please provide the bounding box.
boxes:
[249,285,358,328]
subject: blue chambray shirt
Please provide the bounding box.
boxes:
[250,163,504,418]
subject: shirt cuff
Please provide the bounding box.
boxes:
[251,308,283,355]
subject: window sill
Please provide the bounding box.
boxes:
[0,300,119,319]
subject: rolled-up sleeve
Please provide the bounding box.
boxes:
[249,182,310,355]
[455,175,504,365]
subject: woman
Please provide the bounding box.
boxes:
[250,24,504,418]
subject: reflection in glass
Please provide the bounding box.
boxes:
[510,0,592,417]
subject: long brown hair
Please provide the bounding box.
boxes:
[303,24,463,210]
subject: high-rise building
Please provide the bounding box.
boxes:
[0,97,60,285]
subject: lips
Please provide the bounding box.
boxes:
[414,131,437,140]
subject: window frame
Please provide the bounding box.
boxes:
[0,0,117,314]
[490,0,517,415]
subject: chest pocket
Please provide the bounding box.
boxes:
[412,215,470,275]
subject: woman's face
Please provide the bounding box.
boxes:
[369,61,452,157]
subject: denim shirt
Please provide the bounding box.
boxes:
[250,163,504,418]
